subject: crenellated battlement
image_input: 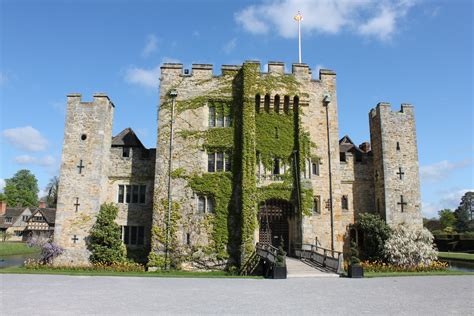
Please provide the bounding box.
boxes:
[370,102,414,118]
[160,60,336,81]
[67,93,115,108]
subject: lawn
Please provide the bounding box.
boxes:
[0,242,40,256]
[438,252,474,261]
[0,266,262,278]
[364,270,474,278]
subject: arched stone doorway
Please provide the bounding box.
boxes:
[258,199,293,252]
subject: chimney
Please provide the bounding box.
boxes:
[359,142,371,153]
[39,200,46,208]
[0,201,6,215]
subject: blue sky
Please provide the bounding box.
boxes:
[0,0,472,218]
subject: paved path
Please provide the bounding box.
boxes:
[286,257,338,278]
[1,274,473,315]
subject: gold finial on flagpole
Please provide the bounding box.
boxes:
[294,11,303,63]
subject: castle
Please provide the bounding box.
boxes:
[54,61,422,268]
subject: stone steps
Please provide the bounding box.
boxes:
[286,257,340,278]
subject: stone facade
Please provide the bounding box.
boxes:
[54,61,422,268]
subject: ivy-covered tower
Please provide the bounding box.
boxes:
[149,61,352,269]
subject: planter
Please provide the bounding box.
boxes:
[348,264,364,278]
[272,266,287,279]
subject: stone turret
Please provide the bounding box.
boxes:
[369,103,422,227]
[54,93,115,265]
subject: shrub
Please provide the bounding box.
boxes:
[349,241,360,266]
[360,260,448,272]
[88,203,126,264]
[24,260,145,272]
[356,213,391,261]
[40,242,64,264]
[384,224,438,267]
[275,238,286,267]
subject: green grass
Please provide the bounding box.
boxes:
[0,242,40,256]
[0,266,262,279]
[438,252,474,261]
[363,270,474,278]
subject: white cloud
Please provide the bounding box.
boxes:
[420,159,472,183]
[235,0,416,41]
[223,38,237,54]
[124,58,181,89]
[423,189,474,218]
[124,65,161,89]
[0,178,5,192]
[142,34,159,57]
[15,154,56,167]
[2,126,48,152]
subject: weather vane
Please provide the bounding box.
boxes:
[294,11,303,63]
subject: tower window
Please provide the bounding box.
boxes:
[264,94,270,113]
[284,96,290,114]
[196,195,215,214]
[274,95,280,113]
[81,134,87,141]
[313,196,321,214]
[255,94,261,113]
[208,152,231,172]
[342,195,349,210]
[312,160,320,176]
[209,106,216,127]
[123,147,130,158]
[340,152,346,162]
[293,96,299,112]
[396,142,400,151]
[118,185,147,204]
[273,158,281,175]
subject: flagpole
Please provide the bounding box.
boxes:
[294,11,303,63]
[298,17,301,63]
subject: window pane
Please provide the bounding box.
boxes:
[273,158,280,175]
[132,185,139,203]
[124,226,130,244]
[225,112,232,127]
[198,196,206,213]
[209,106,215,127]
[216,107,224,127]
[208,153,215,172]
[284,96,290,113]
[139,185,146,204]
[118,185,124,203]
[207,197,215,214]
[255,95,261,113]
[131,226,138,245]
[274,95,280,113]
[312,162,319,176]
[225,152,231,171]
[264,94,270,112]
[123,147,130,157]
[216,152,224,171]
[126,185,131,203]
[137,226,144,245]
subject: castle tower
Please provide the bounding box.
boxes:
[54,93,115,265]
[369,103,422,227]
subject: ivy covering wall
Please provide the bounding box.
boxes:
[150,64,315,269]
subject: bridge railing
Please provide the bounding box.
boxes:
[255,242,279,264]
[295,243,344,274]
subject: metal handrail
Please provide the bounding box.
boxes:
[255,242,280,264]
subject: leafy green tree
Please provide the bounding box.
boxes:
[89,203,126,264]
[3,169,39,207]
[45,176,59,208]
[356,213,392,261]
[455,191,474,232]
[438,209,456,230]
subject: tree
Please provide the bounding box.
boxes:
[356,213,392,261]
[45,176,59,208]
[88,203,126,264]
[3,169,39,207]
[455,192,474,232]
[384,225,437,267]
[438,209,456,231]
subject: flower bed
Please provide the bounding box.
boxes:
[360,260,448,273]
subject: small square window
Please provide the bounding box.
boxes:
[123,147,130,158]
[342,195,349,210]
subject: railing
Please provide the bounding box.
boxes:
[255,242,279,264]
[295,244,344,274]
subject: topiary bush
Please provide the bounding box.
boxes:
[349,241,360,266]
[89,203,126,264]
[384,224,438,267]
[275,238,286,267]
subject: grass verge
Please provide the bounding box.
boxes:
[363,270,474,278]
[0,266,262,279]
[438,252,474,261]
[0,242,40,256]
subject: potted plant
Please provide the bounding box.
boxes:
[272,238,287,279]
[348,241,364,278]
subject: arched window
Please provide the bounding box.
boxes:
[284,95,290,114]
[293,96,299,113]
[255,94,261,113]
[274,95,280,113]
[264,94,270,113]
